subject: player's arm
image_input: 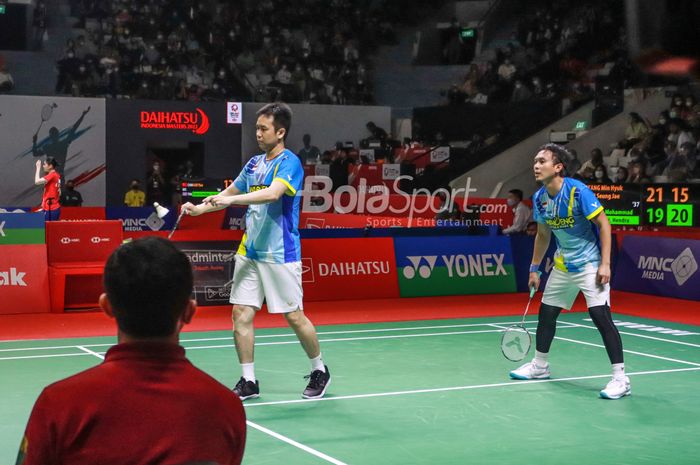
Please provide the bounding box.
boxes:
[591,210,612,284]
[529,223,551,289]
[207,180,289,207]
[181,183,243,216]
[34,160,47,185]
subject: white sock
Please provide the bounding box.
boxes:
[534,351,549,367]
[310,354,325,372]
[241,362,256,382]
[612,363,625,380]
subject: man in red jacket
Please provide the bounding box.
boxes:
[17,237,247,465]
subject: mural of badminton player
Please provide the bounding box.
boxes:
[31,106,91,175]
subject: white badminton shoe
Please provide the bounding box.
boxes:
[599,376,631,399]
[509,360,551,380]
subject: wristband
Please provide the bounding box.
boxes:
[529,264,540,273]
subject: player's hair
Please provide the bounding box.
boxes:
[104,237,193,338]
[536,143,569,176]
[45,157,59,168]
[256,102,292,140]
[508,189,523,201]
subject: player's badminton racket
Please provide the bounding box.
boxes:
[168,211,186,239]
[500,278,540,362]
[34,103,57,138]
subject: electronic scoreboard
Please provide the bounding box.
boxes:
[180,178,233,202]
[588,183,700,228]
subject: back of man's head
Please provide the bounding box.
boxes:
[103,237,193,338]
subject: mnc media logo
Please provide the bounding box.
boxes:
[637,247,698,286]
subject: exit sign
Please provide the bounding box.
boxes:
[460,28,476,39]
[575,120,587,130]
[0,5,6,14]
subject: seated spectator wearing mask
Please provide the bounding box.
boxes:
[502,189,532,235]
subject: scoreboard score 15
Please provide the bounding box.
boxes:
[588,183,699,228]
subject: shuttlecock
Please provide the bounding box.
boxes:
[154,202,170,219]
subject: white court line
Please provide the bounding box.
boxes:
[0,320,539,352]
[563,321,700,349]
[77,346,104,360]
[0,352,95,361]
[245,366,700,408]
[247,420,349,465]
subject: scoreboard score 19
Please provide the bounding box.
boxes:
[588,183,699,227]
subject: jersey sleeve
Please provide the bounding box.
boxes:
[532,191,544,224]
[272,155,304,195]
[579,185,604,220]
[233,158,253,192]
[43,171,58,184]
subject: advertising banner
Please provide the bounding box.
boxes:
[394,235,517,297]
[176,241,238,306]
[613,236,700,300]
[0,244,50,314]
[301,238,399,301]
[300,212,432,229]
[0,213,49,314]
[0,96,106,207]
[509,235,557,292]
[45,220,122,264]
[106,206,177,232]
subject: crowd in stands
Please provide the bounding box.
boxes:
[0,54,15,93]
[444,0,631,110]
[573,94,700,184]
[58,0,430,103]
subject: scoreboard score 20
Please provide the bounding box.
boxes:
[588,183,699,228]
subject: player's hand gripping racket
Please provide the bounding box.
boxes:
[501,278,540,362]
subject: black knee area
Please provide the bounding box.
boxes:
[589,305,624,364]
[536,304,562,353]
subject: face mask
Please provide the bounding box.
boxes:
[595,171,604,179]
[670,111,678,118]
[506,198,516,207]
[659,118,666,125]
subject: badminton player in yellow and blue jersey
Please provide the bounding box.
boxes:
[181,103,330,401]
[509,143,630,399]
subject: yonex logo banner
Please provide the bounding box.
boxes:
[394,236,517,297]
[614,236,700,300]
[0,213,45,245]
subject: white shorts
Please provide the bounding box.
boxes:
[541,264,610,310]
[229,254,304,314]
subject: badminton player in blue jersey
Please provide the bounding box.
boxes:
[181,103,330,400]
[509,143,630,399]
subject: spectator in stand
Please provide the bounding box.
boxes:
[365,121,388,145]
[59,180,83,207]
[146,161,166,205]
[511,80,533,102]
[592,165,613,184]
[577,148,604,177]
[566,149,582,177]
[297,134,321,165]
[627,161,651,184]
[664,147,691,182]
[16,237,247,464]
[525,221,538,237]
[497,58,517,82]
[622,112,650,148]
[329,148,354,192]
[0,64,14,93]
[502,189,532,235]
[612,166,629,184]
[124,179,146,207]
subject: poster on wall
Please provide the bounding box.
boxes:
[175,241,238,306]
[0,96,106,207]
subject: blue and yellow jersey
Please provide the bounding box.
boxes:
[233,149,303,263]
[533,177,604,272]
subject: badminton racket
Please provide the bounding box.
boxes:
[34,103,57,138]
[168,211,186,239]
[501,274,540,362]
